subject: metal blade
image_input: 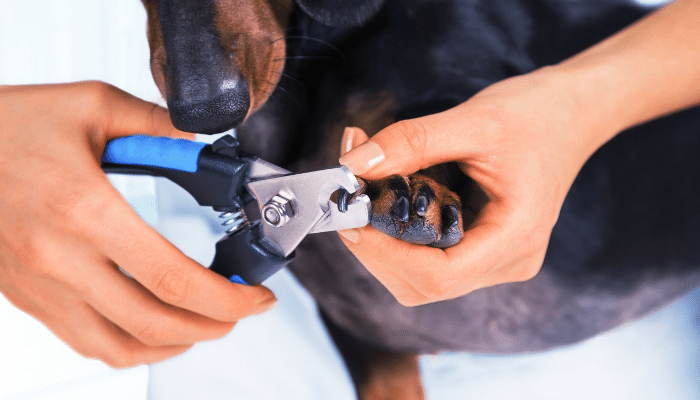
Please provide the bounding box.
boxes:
[246,165,371,257]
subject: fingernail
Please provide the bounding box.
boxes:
[255,297,278,314]
[338,228,360,244]
[339,141,384,175]
[341,126,355,156]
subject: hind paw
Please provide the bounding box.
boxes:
[362,174,463,248]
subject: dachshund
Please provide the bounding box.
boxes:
[140,0,700,398]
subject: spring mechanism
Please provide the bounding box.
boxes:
[219,210,250,235]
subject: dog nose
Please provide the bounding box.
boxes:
[167,75,251,134]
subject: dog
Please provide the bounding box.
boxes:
[140,0,700,398]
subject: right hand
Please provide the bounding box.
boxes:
[0,82,276,368]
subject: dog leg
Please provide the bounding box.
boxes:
[321,311,426,400]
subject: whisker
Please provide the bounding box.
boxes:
[275,55,335,61]
[258,88,285,115]
[273,36,345,60]
[278,72,307,92]
[267,81,303,110]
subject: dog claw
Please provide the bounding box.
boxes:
[337,188,351,213]
[393,196,410,222]
[415,195,428,217]
[444,205,460,228]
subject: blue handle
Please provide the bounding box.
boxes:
[102,134,294,285]
[102,135,207,173]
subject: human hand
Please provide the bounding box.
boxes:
[337,68,618,306]
[0,82,276,367]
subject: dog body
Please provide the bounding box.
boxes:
[238,0,700,354]
[142,0,700,394]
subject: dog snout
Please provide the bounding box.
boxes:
[154,0,253,134]
[167,71,251,134]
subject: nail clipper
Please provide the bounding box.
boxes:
[102,134,371,285]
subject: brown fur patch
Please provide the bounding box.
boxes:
[141,0,292,118]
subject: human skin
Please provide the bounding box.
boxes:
[0,82,276,367]
[338,0,700,306]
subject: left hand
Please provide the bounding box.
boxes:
[337,68,616,306]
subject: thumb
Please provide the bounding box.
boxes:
[338,113,464,180]
[340,126,370,156]
[84,83,193,143]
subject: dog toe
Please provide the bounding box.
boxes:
[366,174,463,247]
[432,201,463,249]
[368,175,410,237]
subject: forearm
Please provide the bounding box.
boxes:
[553,0,700,152]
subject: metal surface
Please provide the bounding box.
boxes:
[262,193,294,227]
[220,210,249,234]
[246,158,291,180]
[308,194,371,234]
[247,165,371,256]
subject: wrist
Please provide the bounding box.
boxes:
[546,0,700,154]
[525,65,623,161]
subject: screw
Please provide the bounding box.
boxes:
[262,194,294,227]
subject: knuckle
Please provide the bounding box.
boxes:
[50,187,108,239]
[394,295,423,307]
[104,350,137,369]
[393,119,429,157]
[71,344,97,361]
[134,320,169,347]
[16,239,55,279]
[521,228,551,261]
[77,81,114,111]
[517,266,540,282]
[150,268,192,306]
[44,172,109,226]
[414,274,455,301]
[513,254,545,283]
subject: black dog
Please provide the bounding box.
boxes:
[141,0,700,397]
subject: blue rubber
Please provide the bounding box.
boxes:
[102,135,206,173]
[229,275,248,285]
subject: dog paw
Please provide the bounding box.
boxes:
[361,174,463,248]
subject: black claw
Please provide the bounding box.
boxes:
[443,205,460,228]
[393,196,410,222]
[337,189,350,213]
[415,195,429,217]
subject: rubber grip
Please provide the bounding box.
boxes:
[102,135,207,173]
[210,223,294,285]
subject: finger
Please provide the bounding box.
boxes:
[339,200,525,303]
[83,258,237,347]
[469,246,547,290]
[49,301,191,368]
[339,225,451,304]
[336,229,426,305]
[7,271,190,367]
[339,108,472,180]
[14,226,239,347]
[88,181,277,322]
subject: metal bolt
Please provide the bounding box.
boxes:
[262,194,294,227]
